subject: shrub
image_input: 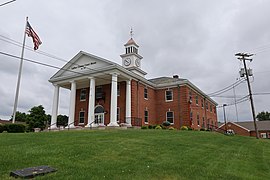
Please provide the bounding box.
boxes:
[155,125,162,130]
[152,125,157,129]
[200,128,206,131]
[5,124,26,133]
[162,121,171,127]
[188,127,193,131]
[141,126,148,129]
[180,126,188,130]
[148,125,153,129]
[168,127,174,130]
[0,124,4,133]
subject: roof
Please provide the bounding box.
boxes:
[219,121,270,131]
[149,76,218,105]
[236,121,270,131]
[149,77,187,84]
[124,38,139,47]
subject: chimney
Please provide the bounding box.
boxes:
[173,75,179,79]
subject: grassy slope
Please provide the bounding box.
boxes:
[0,130,269,180]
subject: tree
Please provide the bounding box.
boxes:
[57,115,68,126]
[26,105,48,131]
[256,111,270,121]
[10,111,28,122]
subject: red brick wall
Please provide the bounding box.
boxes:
[74,80,218,129]
[188,88,218,130]
[219,122,250,136]
[130,80,156,126]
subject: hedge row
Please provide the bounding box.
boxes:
[0,124,26,133]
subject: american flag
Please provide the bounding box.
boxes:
[25,21,42,50]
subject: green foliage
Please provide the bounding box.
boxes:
[26,105,48,131]
[168,127,175,130]
[155,125,162,129]
[162,121,171,127]
[10,111,27,122]
[0,124,4,133]
[141,126,148,129]
[57,115,68,126]
[188,127,193,131]
[148,125,153,129]
[5,124,25,133]
[200,128,206,131]
[256,111,270,121]
[180,126,188,130]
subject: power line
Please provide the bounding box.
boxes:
[0,51,118,84]
[208,78,246,96]
[0,35,121,84]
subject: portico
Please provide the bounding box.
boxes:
[49,67,132,129]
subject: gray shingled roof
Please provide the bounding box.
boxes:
[148,77,187,85]
[235,121,270,131]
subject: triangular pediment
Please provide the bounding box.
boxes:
[50,51,116,80]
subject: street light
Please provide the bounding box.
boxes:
[223,104,227,134]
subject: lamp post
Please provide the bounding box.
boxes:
[223,104,227,133]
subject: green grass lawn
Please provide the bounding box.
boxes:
[0,129,270,180]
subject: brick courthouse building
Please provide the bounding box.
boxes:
[49,37,218,129]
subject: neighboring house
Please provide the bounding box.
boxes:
[218,121,270,138]
[48,36,218,130]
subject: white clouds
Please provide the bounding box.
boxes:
[0,0,270,122]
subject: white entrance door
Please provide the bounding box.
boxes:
[95,113,104,125]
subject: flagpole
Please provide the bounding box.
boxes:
[12,17,28,124]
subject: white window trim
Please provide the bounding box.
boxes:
[165,90,173,102]
[80,89,87,101]
[144,87,148,100]
[166,111,174,124]
[79,111,85,124]
[195,96,199,106]
[144,110,149,124]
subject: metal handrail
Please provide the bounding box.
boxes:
[48,122,59,131]
[88,121,96,129]
[67,122,75,131]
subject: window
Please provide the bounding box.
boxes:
[165,90,173,101]
[117,83,120,96]
[144,110,148,124]
[189,90,192,103]
[195,96,198,105]
[210,104,213,112]
[197,114,200,126]
[202,117,205,128]
[201,99,204,108]
[166,111,174,124]
[80,89,87,101]
[79,111,85,124]
[206,101,209,110]
[144,87,148,99]
[190,111,193,120]
[117,107,120,122]
[261,133,267,139]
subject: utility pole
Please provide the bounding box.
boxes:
[235,53,259,139]
[223,104,227,133]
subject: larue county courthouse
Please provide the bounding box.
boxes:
[49,36,218,129]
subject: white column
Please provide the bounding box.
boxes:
[50,84,59,129]
[86,77,96,127]
[67,80,76,128]
[125,80,132,126]
[108,73,119,127]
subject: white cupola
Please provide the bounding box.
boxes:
[120,28,147,77]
